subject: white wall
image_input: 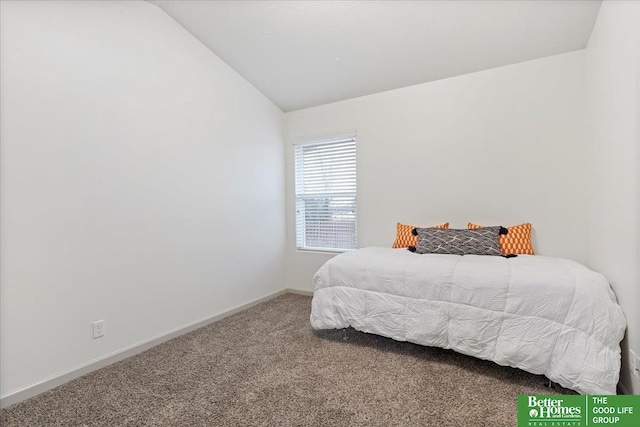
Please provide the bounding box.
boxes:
[585,0,640,394]
[284,51,587,292]
[0,0,285,399]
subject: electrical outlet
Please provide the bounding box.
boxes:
[92,320,105,339]
[633,350,640,380]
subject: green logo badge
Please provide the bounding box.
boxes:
[518,395,640,427]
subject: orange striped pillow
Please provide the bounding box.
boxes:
[467,222,534,255]
[393,222,449,248]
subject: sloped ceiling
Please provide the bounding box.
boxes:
[150,0,601,112]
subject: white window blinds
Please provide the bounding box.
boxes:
[294,133,357,251]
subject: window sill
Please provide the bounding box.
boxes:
[296,248,353,255]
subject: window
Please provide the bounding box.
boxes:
[294,132,356,252]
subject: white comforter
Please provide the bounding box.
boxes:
[310,247,626,395]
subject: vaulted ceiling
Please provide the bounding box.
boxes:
[150,1,601,112]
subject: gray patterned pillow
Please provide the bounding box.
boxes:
[413,226,502,256]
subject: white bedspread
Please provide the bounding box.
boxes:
[310,247,626,395]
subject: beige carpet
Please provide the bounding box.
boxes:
[0,293,572,426]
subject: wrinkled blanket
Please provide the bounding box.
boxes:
[310,247,626,394]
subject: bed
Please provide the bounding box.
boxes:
[310,247,627,395]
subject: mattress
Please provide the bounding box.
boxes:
[310,247,627,395]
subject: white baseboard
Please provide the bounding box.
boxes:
[0,289,296,409]
[284,288,313,296]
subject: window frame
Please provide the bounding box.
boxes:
[293,131,357,253]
